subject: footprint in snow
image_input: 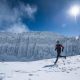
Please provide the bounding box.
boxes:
[15,70,29,73]
[28,74,33,76]
[0,73,5,80]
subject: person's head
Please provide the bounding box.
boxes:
[56,40,60,44]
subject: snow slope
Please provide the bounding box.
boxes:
[0,55,80,80]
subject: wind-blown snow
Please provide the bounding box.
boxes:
[0,55,80,80]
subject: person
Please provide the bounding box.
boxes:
[54,41,66,64]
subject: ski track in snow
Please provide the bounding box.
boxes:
[0,55,80,80]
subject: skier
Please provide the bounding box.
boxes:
[54,41,66,64]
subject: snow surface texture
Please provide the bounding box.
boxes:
[0,32,80,61]
[0,55,80,80]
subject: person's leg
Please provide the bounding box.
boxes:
[54,53,60,64]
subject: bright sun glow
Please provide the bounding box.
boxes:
[69,5,80,19]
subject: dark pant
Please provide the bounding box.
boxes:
[54,52,66,64]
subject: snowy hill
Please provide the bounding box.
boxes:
[0,55,80,80]
[0,32,80,61]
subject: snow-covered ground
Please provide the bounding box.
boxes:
[0,55,80,80]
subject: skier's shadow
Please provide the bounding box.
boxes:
[43,64,55,68]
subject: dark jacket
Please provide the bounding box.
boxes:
[55,44,64,53]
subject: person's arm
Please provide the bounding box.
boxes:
[61,45,64,52]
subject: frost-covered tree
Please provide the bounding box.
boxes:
[0,32,80,61]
